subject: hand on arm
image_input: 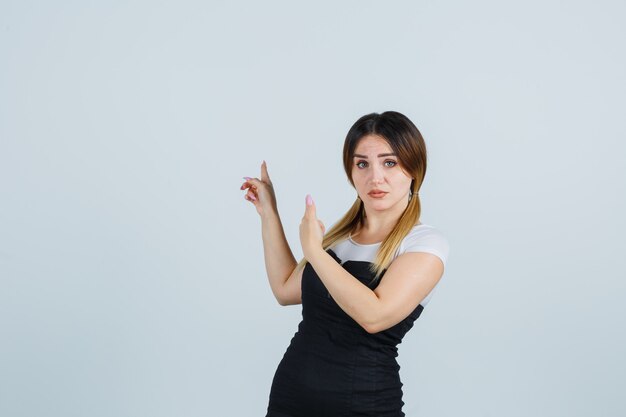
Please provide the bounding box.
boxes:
[300,195,444,333]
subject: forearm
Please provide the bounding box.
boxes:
[261,211,297,299]
[308,249,381,332]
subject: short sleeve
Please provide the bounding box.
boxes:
[399,226,450,268]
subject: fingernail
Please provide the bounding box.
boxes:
[306,194,313,206]
[250,195,256,201]
[243,176,251,180]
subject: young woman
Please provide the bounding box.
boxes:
[241,111,450,417]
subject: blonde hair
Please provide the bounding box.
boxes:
[294,111,427,286]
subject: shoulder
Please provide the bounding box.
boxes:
[397,223,450,268]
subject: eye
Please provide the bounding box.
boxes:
[355,160,398,169]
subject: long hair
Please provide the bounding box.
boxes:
[294,111,427,286]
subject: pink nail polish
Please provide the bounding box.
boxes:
[243,176,251,180]
[306,194,313,205]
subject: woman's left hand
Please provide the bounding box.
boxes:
[300,194,326,261]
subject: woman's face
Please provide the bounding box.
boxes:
[351,134,413,212]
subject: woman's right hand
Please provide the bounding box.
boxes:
[241,160,278,219]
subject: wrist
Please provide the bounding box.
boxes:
[307,246,327,264]
[261,210,281,225]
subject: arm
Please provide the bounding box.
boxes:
[308,249,444,333]
[261,211,300,306]
[241,161,302,306]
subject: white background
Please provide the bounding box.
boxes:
[1,1,625,416]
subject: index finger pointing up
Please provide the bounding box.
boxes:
[261,160,271,182]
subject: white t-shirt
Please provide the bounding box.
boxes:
[328,223,450,307]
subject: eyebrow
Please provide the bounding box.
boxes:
[353,153,397,158]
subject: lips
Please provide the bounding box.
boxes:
[368,191,387,197]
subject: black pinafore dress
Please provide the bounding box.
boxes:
[265,248,424,417]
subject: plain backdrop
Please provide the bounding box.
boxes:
[1,1,625,416]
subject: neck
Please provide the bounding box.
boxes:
[359,197,409,235]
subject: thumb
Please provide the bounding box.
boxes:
[305,194,317,218]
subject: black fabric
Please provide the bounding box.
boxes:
[265,248,424,417]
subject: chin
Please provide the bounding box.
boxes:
[370,197,403,208]
[366,200,391,209]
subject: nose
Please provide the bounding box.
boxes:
[369,164,385,185]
